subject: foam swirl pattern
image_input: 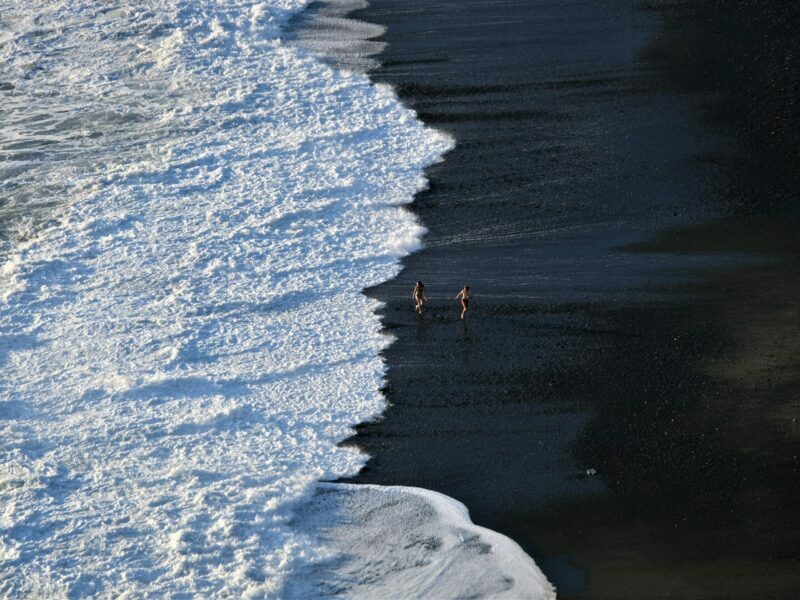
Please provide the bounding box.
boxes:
[0,1,552,597]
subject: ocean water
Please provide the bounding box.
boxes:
[0,1,552,597]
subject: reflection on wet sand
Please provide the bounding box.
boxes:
[310,0,800,597]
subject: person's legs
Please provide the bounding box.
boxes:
[460,300,467,319]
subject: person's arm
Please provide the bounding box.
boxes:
[454,290,463,300]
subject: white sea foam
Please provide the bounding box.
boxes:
[0,1,552,597]
[285,484,554,598]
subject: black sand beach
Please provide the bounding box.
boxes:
[307,1,800,597]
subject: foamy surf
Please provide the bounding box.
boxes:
[0,1,552,597]
[285,484,554,598]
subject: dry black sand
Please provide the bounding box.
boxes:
[308,1,800,597]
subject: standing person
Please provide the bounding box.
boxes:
[413,281,427,314]
[454,285,471,320]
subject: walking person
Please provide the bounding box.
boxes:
[413,281,427,314]
[454,285,471,320]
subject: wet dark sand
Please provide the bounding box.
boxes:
[320,1,799,597]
